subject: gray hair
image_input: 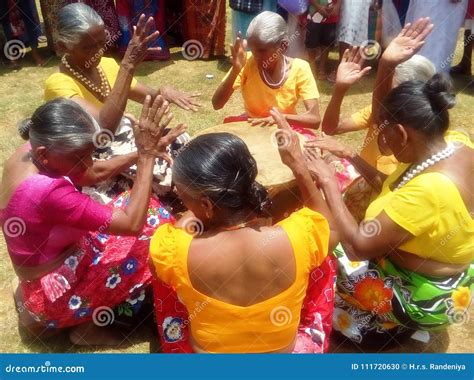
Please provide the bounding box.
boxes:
[18,98,98,154]
[246,11,288,45]
[394,55,436,86]
[56,3,104,48]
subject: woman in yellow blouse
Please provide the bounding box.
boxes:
[212,11,321,129]
[41,3,199,201]
[304,62,473,348]
[150,109,338,353]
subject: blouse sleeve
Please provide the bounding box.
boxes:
[383,174,440,236]
[44,74,81,101]
[277,208,330,269]
[40,177,113,231]
[350,105,373,130]
[296,60,319,100]
[149,223,181,286]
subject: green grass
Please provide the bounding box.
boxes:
[0,18,473,353]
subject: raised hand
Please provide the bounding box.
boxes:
[382,17,433,65]
[133,95,187,158]
[230,32,248,73]
[336,46,372,89]
[123,14,161,69]
[269,107,303,168]
[304,133,355,159]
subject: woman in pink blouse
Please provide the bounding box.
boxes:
[0,95,185,346]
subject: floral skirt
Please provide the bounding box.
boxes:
[332,244,474,344]
[18,192,174,329]
[152,255,337,353]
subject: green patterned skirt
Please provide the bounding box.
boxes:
[333,244,473,344]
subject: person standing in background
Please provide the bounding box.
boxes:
[0,0,44,65]
[451,0,473,77]
[406,0,468,73]
[230,0,278,40]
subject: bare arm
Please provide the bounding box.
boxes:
[106,95,186,235]
[212,33,247,110]
[322,47,371,135]
[129,82,201,112]
[75,152,138,187]
[372,18,433,124]
[283,99,321,128]
[304,149,411,260]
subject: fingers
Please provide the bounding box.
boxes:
[135,14,146,39]
[360,66,372,76]
[162,124,187,146]
[140,95,152,124]
[415,19,433,43]
[269,107,290,130]
[342,48,350,63]
[144,30,160,45]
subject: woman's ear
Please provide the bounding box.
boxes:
[56,41,68,57]
[34,146,49,165]
[200,197,214,220]
[394,123,409,148]
[280,39,289,52]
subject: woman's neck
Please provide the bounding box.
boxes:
[210,208,262,231]
[411,135,448,166]
[63,55,94,75]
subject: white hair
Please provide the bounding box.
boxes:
[56,3,104,48]
[246,11,288,45]
[394,55,436,85]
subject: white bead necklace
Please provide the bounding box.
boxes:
[61,55,111,101]
[394,143,455,191]
[261,57,288,88]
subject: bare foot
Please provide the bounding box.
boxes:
[69,323,123,346]
[31,48,44,66]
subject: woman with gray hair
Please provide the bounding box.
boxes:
[1,96,185,346]
[42,3,198,202]
[212,11,321,129]
[315,50,437,176]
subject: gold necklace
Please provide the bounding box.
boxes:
[61,55,111,101]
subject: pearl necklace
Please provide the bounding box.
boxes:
[261,57,288,88]
[394,143,455,191]
[61,55,111,101]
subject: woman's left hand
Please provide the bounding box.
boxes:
[270,108,304,168]
[304,148,338,188]
[160,86,201,112]
[248,116,276,127]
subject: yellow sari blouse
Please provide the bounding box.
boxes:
[149,208,330,353]
[44,57,138,107]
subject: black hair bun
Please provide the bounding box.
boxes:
[18,119,32,140]
[424,73,456,112]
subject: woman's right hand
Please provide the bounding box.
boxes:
[270,107,304,169]
[336,47,372,89]
[133,95,187,158]
[230,32,247,74]
[381,17,433,65]
[304,134,356,159]
[122,14,161,69]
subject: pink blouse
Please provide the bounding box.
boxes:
[0,174,113,267]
